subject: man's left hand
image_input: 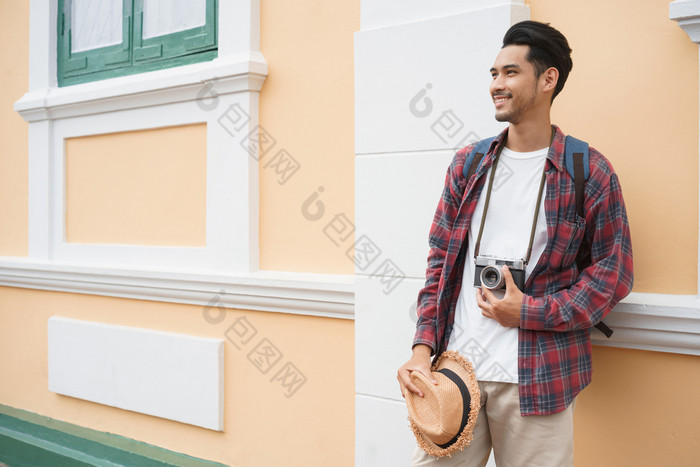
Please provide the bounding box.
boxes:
[476,265,523,328]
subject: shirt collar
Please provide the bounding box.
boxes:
[484,124,566,172]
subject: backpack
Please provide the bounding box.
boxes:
[462,136,613,338]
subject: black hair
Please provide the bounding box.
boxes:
[502,21,573,101]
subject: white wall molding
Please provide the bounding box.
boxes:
[45,93,259,272]
[18,0,267,275]
[0,259,355,319]
[671,0,700,43]
[591,293,700,355]
[14,53,268,122]
[48,317,225,431]
[1,260,699,350]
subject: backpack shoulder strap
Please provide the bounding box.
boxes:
[463,137,496,180]
[565,135,614,339]
[565,135,590,219]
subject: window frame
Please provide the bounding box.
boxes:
[15,0,269,275]
[57,0,218,87]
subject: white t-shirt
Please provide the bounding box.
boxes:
[446,146,549,383]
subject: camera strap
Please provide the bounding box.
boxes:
[473,141,548,266]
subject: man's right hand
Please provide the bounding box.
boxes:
[397,344,438,398]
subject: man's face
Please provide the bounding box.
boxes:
[489,45,543,124]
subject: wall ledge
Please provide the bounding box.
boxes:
[670,0,700,43]
[14,53,268,122]
[1,259,700,352]
[591,292,700,355]
[0,259,355,320]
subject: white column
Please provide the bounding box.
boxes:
[24,1,58,259]
[354,2,529,465]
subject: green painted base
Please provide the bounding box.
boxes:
[0,405,228,467]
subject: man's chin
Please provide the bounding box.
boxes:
[495,112,510,122]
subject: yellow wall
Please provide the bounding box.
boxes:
[529,0,699,294]
[0,0,28,256]
[575,346,700,465]
[65,124,207,246]
[527,0,700,464]
[258,0,359,274]
[0,286,354,466]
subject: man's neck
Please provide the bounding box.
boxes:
[505,117,552,152]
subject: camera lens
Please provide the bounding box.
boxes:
[480,265,504,290]
[485,270,499,283]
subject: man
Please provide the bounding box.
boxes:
[397,21,633,466]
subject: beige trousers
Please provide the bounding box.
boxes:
[411,381,575,467]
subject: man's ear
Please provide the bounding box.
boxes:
[541,66,559,94]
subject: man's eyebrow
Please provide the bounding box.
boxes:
[490,64,521,73]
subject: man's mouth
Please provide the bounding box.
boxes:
[493,95,511,107]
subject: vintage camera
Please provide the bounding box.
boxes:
[474,255,526,291]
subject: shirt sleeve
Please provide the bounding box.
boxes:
[520,172,634,332]
[412,150,467,354]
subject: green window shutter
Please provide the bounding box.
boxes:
[58,0,133,86]
[133,0,217,63]
[57,0,218,87]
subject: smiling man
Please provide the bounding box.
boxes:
[398,21,634,466]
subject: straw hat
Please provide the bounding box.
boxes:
[405,350,481,458]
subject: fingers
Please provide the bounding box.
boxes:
[477,285,496,309]
[397,366,437,398]
[502,265,517,293]
[477,290,495,322]
[476,270,523,327]
[397,369,424,397]
[406,380,425,398]
[398,350,439,398]
[416,367,438,385]
[397,371,407,397]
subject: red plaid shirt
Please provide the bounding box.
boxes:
[413,125,633,415]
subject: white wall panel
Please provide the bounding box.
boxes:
[355,151,453,280]
[355,276,424,401]
[355,395,417,466]
[356,395,496,466]
[361,0,526,30]
[355,4,529,155]
[48,316,224,431]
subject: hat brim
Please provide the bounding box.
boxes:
[407,350,481,458]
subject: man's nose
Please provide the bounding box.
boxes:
[490,74,505,92]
